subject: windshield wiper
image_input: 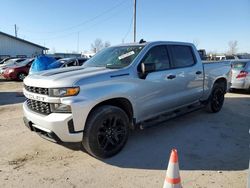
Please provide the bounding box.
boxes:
[105,64,123,69]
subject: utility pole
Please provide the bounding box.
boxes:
[14,24,18,37]
[77,32,79,53]
[133,0,137,42]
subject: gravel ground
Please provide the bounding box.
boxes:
[0,78,249,188]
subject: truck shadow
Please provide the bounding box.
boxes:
[0,92,25,105]
[103,95,250,171]
[59,95,250,171]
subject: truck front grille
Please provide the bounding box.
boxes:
[26,99,51,115]
[24,85,49,95]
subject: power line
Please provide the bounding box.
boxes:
[122,15,133,43]
[22,0,127,35]
[29,2,131,41]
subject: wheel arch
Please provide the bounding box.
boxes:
[86,97,134,128]
[214,77,227,93]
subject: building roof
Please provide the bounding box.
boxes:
[0,31,49,50]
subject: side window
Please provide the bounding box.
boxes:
[78,59,87,66]
[142,45,170,71]
[67,60,77,67]
[169,45,196,68]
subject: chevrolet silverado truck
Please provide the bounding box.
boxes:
[23,41,231,158]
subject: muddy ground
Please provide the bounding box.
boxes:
[0,78,249,188]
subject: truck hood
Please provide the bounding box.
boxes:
[24,66,119,88]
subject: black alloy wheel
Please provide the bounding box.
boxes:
[82,105,129,159]
[205,83,225,113]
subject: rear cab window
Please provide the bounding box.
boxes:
[168,45,196,68]
[232,62,247,69]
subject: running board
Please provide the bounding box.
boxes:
[139,103,203,130]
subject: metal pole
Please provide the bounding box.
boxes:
[77,32,79,53]
[14,24,17,37]
[133,0,137,43]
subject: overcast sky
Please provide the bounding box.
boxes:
[1,0,250,53]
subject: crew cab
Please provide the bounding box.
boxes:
[23,41,231,158]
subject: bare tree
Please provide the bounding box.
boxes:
[91,39,111,53]
[91,38,104,53]
[104,41,111,48]
[228,40,238,55]
[192,39,200,48]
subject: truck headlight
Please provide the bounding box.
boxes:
[51,103,71,113]
[50,87,80,97]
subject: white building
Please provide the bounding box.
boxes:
[81,51,95,58]
[0,31,48,58]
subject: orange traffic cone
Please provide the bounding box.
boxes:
[163,149,182,188]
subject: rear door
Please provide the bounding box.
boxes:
[166,45,204,106]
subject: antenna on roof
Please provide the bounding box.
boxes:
[139,39,146,44]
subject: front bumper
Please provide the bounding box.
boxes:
[23,102,83,142]
[2,72,16,80]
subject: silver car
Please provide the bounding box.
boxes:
[230,60,250,91]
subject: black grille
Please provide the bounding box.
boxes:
[26,99,51,115]
[24,85,49,95]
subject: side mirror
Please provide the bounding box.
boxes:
[139,63,155,79]
[141,63,155,74]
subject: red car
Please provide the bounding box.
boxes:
[3,58,34,81]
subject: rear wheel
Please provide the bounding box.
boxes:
[17,72,27,81]
[82,105,129,159]
[205,83,225,113]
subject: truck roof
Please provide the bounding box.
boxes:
[114,41,194,47]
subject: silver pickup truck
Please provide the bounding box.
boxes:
[23,41,231,158]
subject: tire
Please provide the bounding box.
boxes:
[82,105,129,159]
[205,83,225,113]
[17,72,27,81]
[247,87,250,94]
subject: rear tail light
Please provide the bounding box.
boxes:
[236,71,248,78]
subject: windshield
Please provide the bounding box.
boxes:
[49,60,66,69]
[48,59,66,69]
[3,59,16,64]
[232,62,247,69]
[83,45,144,69]
[237,54,250,59]
[18,59,33,66]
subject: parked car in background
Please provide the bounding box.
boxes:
[236,54,250,59]
[29,56,57,75]
[230,60,250,91]
[3,58,34,81]
[48,57,88,69]
[0,57,13,64]
[215,55,226,61]
[0,58,26,74]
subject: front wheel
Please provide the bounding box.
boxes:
[17,72,27,81]
[82,105,129,159]
[205,83,225,113]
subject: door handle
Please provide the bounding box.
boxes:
[167,75,176,79]
[196,71,202,75]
